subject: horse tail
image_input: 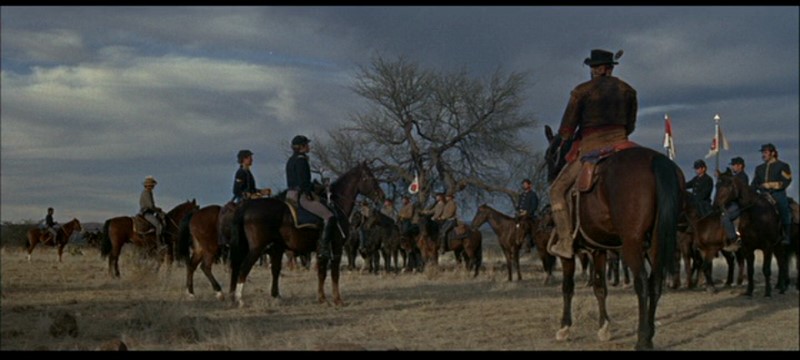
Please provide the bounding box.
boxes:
[653,154,680,276]
[176,211,195,263]
[100,219,112,259]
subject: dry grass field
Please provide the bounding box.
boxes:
[1,238,798,351]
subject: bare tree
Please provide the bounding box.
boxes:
[316,55,545,211]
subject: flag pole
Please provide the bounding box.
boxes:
[714,114,721,176]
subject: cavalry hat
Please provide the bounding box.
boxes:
[759,143,776,152]
[584,49,620,66]
[522,178,532,184]
[729,157,745,166]
[291,135,311,146]
[693,159,707,169]
[143,175,158,186]
[237,149,253,163]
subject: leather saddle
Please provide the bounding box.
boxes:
[133,215,157,236]
[576,141,640,192]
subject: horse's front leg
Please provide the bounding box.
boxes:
[556,256,576,341]
[631,256,652,350]
[331,254,343,306]
[762,250,773,297]
[513,246,523,281]
[702,250,717,294]
[317,254,330,304]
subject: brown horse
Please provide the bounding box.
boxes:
[524,205,558,285]
[26,218,83,262]
[101,199,198,277]
[713,169,788,296]
[176,204,226,300]
[679,191,744,292]
[440,221,483,277]
[470,204,526,281]
[228,161,384,307]
[544,125,682,350]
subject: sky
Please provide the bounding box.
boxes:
[1,6,798,224]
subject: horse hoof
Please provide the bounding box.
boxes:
[706,286,717,294]
[215,292,225,301]
[597,321,611,342]
[186,292,195,300]
[556,326,570,341]
[237,299,245,308]
[334,299,345,307]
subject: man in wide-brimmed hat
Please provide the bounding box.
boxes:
[139,175,165,243]
[752,143,793,245]
[548,48,638,258]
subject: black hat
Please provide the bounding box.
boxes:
[237,149,253,163]
[291,135,311,146]
[759,143,776,152]
[693,159,707,169]
[521,178,532,185]
[584,49,619,67]
[730,157,745,166]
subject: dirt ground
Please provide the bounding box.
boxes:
[1,241,798,351]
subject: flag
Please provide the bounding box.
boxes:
[663,114,675,160]
[408,172,419,194]
[704,122,730,159]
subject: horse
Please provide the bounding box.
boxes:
[713,169,788,296]
[229,161,384,307]
[439,221,482,277]
[100,199,198,278]
[526,206,558,285]
[470,204,527,282]
[26,218,83,262]
[678,191,744,292]
[175,204,228,300]
[543,125,682,350]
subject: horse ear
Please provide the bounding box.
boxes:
[545,125,554,142]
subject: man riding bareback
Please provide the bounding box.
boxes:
[548,49,638,259]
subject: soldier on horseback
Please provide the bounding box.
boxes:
[436,193,459,254]
[232,149,271,204]
[285,135,337,259]
[720,156,749,250]
[752,143,793,245]
[397,195,416,236]
[549,49,638,259]
[39,207,60,245]
[139,176,166,244]
[686,159,714,216]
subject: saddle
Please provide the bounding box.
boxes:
[577,141,640,192]
[284,201,323,230]
[133,215,157,236]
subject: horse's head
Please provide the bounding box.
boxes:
[69,218,83,234]
[544,125,573,183]
[356,161,385,203]
[470,204,491,229]
[713,168,741,210]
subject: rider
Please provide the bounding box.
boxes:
[397,195,416,236]
[285,135,337,258]
[232,149,271,204]
[517,178,539,251]
[549,49,638,259]
[751,143,793,245]
[721,157,749,250]
[686,159,714,216]
[40,207,60,245]
[436,193,458,254]
[139,175,166,244]
[357,200,372,251]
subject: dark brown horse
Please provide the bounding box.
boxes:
[713,169,788,296]
[229,161,384,307]
[678,191,744,292]
[176,204,226,300]
[26,218,83,262]
[524,205,558,285]
[470,204,526,281]
[544,125,682,350]
[440,221,483,277]
[101,200,198,277]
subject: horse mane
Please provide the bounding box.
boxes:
[480,204,513,220]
